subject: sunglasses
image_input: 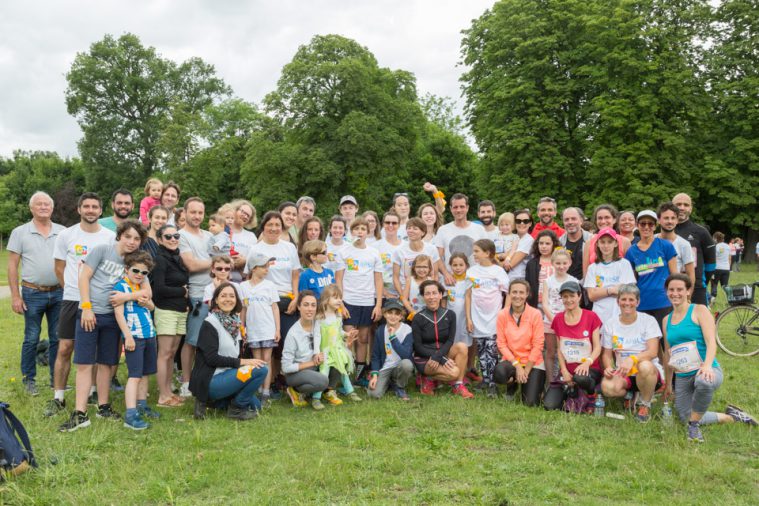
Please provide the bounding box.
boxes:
[384,221,399,226]
[393,192,408,199]
[214,266,232,272]
[638,221,656,228]
[130,268,149,275]
[319,250,327,255]
[162,233,181,240]
[515,219,532,225]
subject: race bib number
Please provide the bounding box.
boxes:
[560,337,592,364]
[668,341,702,373]
[614,349,638,376]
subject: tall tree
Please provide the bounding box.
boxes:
[65,33,230,196]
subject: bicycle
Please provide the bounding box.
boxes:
[714,282,759,357]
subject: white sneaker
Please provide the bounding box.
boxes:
[179,383,192,398]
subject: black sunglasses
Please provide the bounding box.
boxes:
[130,268,149,275]
[162,233,181,240]
[214,266,232,272]
[384,221,399,226]
[515,218,532,224]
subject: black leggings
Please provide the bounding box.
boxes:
[543,368,602,410]
[710,270,730,298]
[493,361,546,407]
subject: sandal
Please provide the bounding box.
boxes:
[157,396,184,407]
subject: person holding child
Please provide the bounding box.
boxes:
[368,299,414,400]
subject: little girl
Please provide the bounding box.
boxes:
[240,253,280,405]
[583,227,636,324]
[495,212,519,265]
[402,254,434,319]
[542,248,579,325]
[203,256,239,304]
[325,216,348,273]
[139,178,163,225]
[526,230,560,382]
[311,285,362,410]
[448,253,480,383]
[465,239,510,397]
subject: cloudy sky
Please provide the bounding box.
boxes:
[0,0,494,158]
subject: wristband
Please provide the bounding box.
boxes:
[80,301,92,310]
[432,191,445,199]
[512,360,520,367]
[370,372,379,377]
[630,355,639,365]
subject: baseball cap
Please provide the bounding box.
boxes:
[596,227,619,241]
[247,252,274,269]
[636,210,657,222]
[382,298,406,313]
[559,280,582,294]
[339,195,357,206]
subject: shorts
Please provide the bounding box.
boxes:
[624,370,664,393]
[57,300,80,340]
[154,307,187,336]
[413,355,431,375]
[249,339,277,349]
[73,311,122,366]
[344,303,375,327]
[125,338,158,378]
[185,298,209,346]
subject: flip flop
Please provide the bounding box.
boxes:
[157,397,184,407]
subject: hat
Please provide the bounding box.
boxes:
[636,210,657,222]
[247,252,274,269]
[559,280,582,294]
[382,298,406,313]
[596,227,618,241]
[339,195,357,206]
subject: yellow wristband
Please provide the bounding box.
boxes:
[432,191,445,199]
[80,302,92,310]
[512,360,520,367]
[630,355,639,365]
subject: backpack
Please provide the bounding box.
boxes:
[0,402,37,480]
[36,339,50,367]
[564,390,596,415]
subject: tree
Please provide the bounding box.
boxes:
[65,33,230,196]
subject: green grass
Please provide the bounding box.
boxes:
[0,248,9,286]
[0,273,758,505]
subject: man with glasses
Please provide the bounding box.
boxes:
[99,188,134,233]
[434,193,486,284]
[374,211,405,300]
[177,197,213,397]
[45,193,115,416]
[8,191,64,396]
[531,196,565,239]
[672,193,715,305]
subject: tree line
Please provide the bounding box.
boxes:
[0,0,756,244]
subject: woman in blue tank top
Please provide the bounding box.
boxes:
[663,274,756,442]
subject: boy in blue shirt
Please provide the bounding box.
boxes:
[298,240,335,299]
[114,251,159,430]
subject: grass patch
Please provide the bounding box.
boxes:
[0,273,757,504]
[0,248,9,286]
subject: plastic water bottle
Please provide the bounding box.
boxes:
[594,394,605,417]
[662,401,673,425]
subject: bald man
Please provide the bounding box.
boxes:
[673,193,715,305]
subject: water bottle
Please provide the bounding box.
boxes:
[662,401,673,425]
[594,394,605,417]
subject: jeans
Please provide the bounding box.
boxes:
[208,366,268,411]
[21,287,62,384]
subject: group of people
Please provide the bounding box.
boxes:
[7,180,757,442]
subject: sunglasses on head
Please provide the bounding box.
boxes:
[515,218,532,225]
[130,268,149,275]
[393,192,408,199]
[162,233,181,240]
[214,266,232,272]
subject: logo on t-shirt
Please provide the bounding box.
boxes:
[634,256,664,276]
[449,235,476,259]
[74,244,88,257]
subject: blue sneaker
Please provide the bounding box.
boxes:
[355,377,369,388]
[137,405,161,419]
[124,412,149,431]
[269,386,283,401]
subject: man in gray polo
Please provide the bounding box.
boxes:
[7,191,64,395]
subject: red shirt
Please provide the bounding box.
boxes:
[550,309,602,374]
[531,221,565,239]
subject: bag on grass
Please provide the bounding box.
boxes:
[0,402,37,480]
[36,339,50,367]
[564,390,595,415]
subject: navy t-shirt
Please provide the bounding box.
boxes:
[624,238,676,311]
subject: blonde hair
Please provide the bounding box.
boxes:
[302,239,326,266]
[317,285,343,320]
[497,212,515,229]
[551,247,572,264]
[218,203,234,217]
[144,177,163,196]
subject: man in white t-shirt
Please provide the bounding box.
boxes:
[45,193,115,416]
[435,193,486,284]
[477,200,499,240]
[657,202,695,293]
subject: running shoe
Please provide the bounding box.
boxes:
[393,386,410,401]
[687,421,704,443]
[24,380,39,397]
[311,399,325,411]
[286,386,308,407]
[347,391,363,402]
[124,412,149,431]
[96,403,121,420]
[44,398,66,417]
[466,369,483,383]
[323,390,343,406]
[725,404,758,426]
[486,383,498,399]
[452,383,474,399]
[137,405,161,419]
[178,383,192,398]
[420,377,436,396]
[59,410,90,432]
[635,404,651,423]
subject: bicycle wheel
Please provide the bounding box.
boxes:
[715,305,759,357]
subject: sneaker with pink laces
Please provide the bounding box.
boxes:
[452,383,474,399]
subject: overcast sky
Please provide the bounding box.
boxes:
[0,0,494,159]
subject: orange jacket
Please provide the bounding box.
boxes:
[496,304,545,366]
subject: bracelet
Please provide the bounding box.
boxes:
[370,372,379,377]
[512,360,520,366]
[432,191,445,199]
[80,301,92,310]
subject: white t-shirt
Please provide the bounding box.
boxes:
[466,264,510,337]
[381,323,412,372]
[494,233,519,256]
[544,274,579,319]
[374,239,405,298]
[391,242,440,290]
[239,279,279,342]
[203,281,241,304]
[245,240,300,296]
[601,312,663,377]
[509,234,534,279]
[53,224,115,301]
[434,221,487,269]
[325,240,349,274]
[663,234,695,273]
[230,229,257,260]
[446,278,469,342]
[336,244,383,306]
[483,227,500,241]
[715,242,731,270]
[584,259,637,324]
[381,224,409,242]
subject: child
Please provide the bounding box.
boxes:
[207,213,232,257]
[583,227,636,324]
[447,253,481,383]
[217,203,238,256]
[113,251,159,430]
[367,299,413,400]
[312,285,362,410]
[402,254,433,319]
[203,256,239,304]
[494,212,519,265]
[335,217,384,386]
[239,252,280,406]
[139,178,163,226]
[298,240,335,299]
[392,217,441,297]
[541,248,579,325]
[465,239,510,397]
[526,230,560,382]
[325,216,349,273]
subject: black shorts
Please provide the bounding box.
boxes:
[344,303,375,327]
[413,355,431,375]
[625,371,663,393]
[57,300,80,341]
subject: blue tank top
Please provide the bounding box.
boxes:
[665,304,719,377]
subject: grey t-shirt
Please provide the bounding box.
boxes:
[83,243,125,314]
[179,228,213,300]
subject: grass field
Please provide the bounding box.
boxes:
[0,272,757,505]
